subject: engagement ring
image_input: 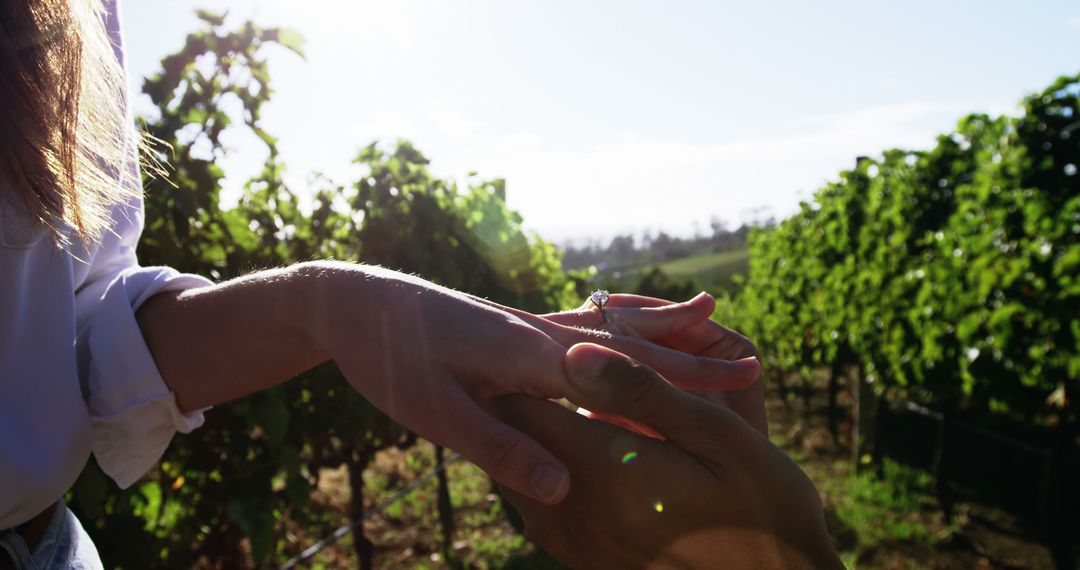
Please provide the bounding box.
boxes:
[589,290,610,324]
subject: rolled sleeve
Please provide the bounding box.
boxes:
[70,1,215,489]
[82,265,212,489]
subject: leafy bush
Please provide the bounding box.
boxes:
[69,13,580,568]
[631,267,699,300]
[730,72,1079,423]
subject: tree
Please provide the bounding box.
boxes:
[731,72,1080,427]
[70,12,579,568]
[632,267,698,301]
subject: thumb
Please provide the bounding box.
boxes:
[435,387,570,505]
[576,407,664,440]
[563,343,751,453]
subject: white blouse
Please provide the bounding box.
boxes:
[0,0,211,529]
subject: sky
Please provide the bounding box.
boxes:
[121,0,1080,244]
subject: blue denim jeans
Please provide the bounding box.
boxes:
[0,502,102,570]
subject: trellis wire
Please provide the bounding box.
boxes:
[280,451,462,570]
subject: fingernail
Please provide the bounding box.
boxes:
[566,345,609,384]
[530,464,569,503]
[688,291,712,305]
[734,356,760,370]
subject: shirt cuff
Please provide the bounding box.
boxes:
[83,266,212,489]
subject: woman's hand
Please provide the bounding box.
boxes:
[543,292,768,436]
[462,289,761,395]
[142,263,762,506]
[491,344,842,569]
[297,264,761,505]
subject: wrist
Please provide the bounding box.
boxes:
[292,260,400,358]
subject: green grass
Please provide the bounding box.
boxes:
[833,461,946,546]
[602,247,749,295]
[655,248,748,290]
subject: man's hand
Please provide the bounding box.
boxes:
[491,343,841,570]
[544,293,767,436]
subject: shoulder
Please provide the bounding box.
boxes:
[0,192,51,249]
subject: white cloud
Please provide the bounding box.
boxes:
[344,100,485,147]
[412,100,1006,243]
[1068,16,1080,29]
[277,97,1017,244]
[420,99,482,146]
[267,0,420,51]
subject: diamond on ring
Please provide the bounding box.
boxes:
[590,290,610,323]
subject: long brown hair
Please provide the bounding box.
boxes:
[0,0,139,247]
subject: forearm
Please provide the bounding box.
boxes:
[136,261,370,412]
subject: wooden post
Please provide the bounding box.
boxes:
[347,455,374,570]
[931,412,953,524]
[852,364,878,472]
[801,375,813,421]
[773,369,792,413]
[872,398,887,478]
[827,361,841,446]
[435,445,456,561]
[1042,422,1077,570]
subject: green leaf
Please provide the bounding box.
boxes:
[273,27,306,58]
[195,9,226,25]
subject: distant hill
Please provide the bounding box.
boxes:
[562,225,755,271]
[594,246,749,296]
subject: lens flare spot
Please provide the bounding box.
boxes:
[653,500,664,513]
[621,451,638,464]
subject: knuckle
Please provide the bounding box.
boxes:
[619,361,669,420]
[662,319,683,338]
[606,322,637,338]
[657,302,686,323]
[641,310,677,337]
[694,354,716,378]
[503,316,542,344]
[484,428,527,475]
[497,319,560,390]
[727,327,760,359]
[745,338,762,360]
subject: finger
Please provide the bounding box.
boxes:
[489,395,642,475]
[552,327,761,392]
[578,407,664,440]
[430,387,570,505]
[605,292,714,338]
[539,306,601,328]
[603,293,675,308]
[490,395,688,568]
[556,292,761,363]
[603,320,646,338]
[574,293,760,358]
[458,294,756,394]
[668,320,759,359]
[542,292,714,338]
[537,304,635,335]
[713,382,769,436]
[562,343,762,453]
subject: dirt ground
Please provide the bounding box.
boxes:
[766,379,1070,570]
